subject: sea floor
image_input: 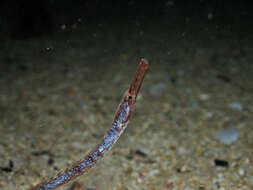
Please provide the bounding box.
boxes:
[0,18,253,190]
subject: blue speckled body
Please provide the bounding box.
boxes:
[30,59,148,190]
[32,101,131,190]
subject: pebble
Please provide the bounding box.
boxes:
[146,169,160,178]
[247,176,253,186]
[229,102,243,111]
[205,112,213,119]
[199,94,210,101]
[216,127,239,144]
[214,159,229,167]
[149,83,166,96]
[0,145,4,154]
[70,182,84,190]
[238,168,245,176]
[177,70,185,77]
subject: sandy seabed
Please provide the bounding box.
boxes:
[0,19,253,190]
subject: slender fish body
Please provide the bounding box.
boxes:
[30,59,149,190]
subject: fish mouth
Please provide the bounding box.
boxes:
[128,58,149,99]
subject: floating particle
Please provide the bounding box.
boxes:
[207,12,213,20]
[61,24,66,30]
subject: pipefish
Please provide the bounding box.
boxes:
[29,59,149,190]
